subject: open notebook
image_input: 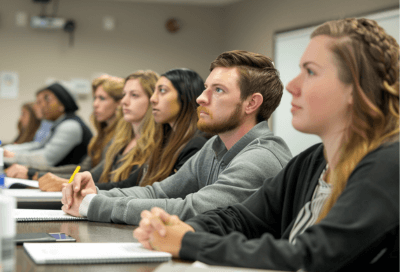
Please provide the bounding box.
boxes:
[14,209,87,222]
[4,177,39,189]
[24,242,172,264]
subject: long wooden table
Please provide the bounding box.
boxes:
[16,221,280,272]
[16,220,182,272]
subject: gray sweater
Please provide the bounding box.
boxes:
[4,114,83,168]
[82,121,292,225]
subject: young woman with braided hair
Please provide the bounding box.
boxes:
[134,18,399,271]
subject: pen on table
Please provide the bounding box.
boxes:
[69,166,81,184]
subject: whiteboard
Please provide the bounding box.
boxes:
[273,9,399,156]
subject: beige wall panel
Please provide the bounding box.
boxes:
[0,0,223,142]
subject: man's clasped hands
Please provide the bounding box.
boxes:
[61,171,194,257]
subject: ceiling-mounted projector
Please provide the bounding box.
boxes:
[31,16,66,29]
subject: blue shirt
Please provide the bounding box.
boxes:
[33,120,53,143]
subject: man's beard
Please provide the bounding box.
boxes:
[197,103,243,134]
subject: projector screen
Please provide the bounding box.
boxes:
[273,9,399,156]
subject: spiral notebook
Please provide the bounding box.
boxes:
[24,242,172,264]
[14,209,87,222]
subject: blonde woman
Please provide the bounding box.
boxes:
[135,18,399,271]
[39,71,158,190]
[93,70,159,184]
[36,75,124,190]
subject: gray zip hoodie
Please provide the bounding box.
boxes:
[80,121,292,225]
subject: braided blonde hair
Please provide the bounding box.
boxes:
[311,18,399,222]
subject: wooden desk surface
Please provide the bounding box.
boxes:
[16,221,175,272]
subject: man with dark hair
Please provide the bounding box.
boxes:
[208,50,283,123]
[61,50,292,226]
[5,83,92,178]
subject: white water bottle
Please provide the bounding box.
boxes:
[0,175,16,272]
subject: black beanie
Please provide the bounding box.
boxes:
[40,83,78,113]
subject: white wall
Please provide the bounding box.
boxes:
[222,0,398,59]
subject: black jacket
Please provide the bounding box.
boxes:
[53,114,92,167]
[181,142,399,272]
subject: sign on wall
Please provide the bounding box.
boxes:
[0,72,19,99]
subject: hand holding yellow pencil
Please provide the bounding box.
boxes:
[68,166,81,184]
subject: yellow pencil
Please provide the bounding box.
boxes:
[68,166,81,184]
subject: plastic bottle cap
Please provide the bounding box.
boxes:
[0,174,5,187]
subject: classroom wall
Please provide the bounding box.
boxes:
[221,0,398,59]
[0,0,224,142]
[1,0,398,143]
